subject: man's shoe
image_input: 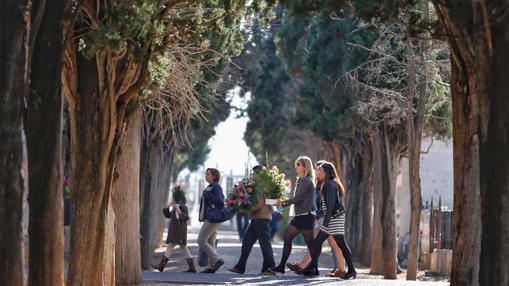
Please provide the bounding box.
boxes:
[227,267,244,274]
[260,270,276,276]
[199,268,215,273]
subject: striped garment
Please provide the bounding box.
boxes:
[319,195,345,235]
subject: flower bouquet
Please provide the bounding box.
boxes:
[226,177,259,213]
[255,166,288,205]
[171,185,186,203]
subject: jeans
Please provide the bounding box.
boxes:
[234,219,275,273]
[236,212,250,240]
[197,220,221,268]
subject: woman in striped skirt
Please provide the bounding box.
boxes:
[296,162,356,279]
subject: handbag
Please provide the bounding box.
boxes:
[206,204,234,223]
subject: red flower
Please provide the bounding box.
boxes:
[247,188,253,194]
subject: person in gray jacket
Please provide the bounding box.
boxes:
[269,156,316,274]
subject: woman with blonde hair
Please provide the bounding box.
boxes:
[269,156,317,274]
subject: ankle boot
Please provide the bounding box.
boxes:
[151,256,169,272]
[184,258,196,273]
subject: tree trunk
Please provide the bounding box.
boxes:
[406,5,429,277]
[432,2,484,285]
[66,55,118,285]
[0,1,30,284]
[112,107,142,285]
[381,124,398,279]
[361,137,373,266]
[153,151,173,249]
[478,15,509,286]
[345,150,363,260]
[370,132,384,274]
[140,137,162,269]
[26,1,70,285]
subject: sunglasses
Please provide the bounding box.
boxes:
[295,162,302,167]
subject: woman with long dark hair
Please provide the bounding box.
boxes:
[269,156,317,274]
[296,162,356,279]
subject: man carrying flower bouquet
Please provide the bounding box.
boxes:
[227,165,276,275]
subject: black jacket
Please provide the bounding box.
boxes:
[321,179,345,228]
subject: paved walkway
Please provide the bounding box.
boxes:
[142,224,449,285]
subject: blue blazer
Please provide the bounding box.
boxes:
[199,181,225,222]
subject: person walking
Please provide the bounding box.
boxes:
[287,160,347,276]
[151,192,196,273]
[197,168,225,273]
[228,165,276,275]
[269,156,316,274]
[296,162,356,279]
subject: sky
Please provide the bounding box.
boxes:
[202,88,257,176]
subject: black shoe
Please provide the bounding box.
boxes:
[299,266,319,277]
[200,268,215,273]
[269,265,285,274]
[211,259,225,272]
[341,270,357,280]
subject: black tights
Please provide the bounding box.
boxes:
[276,224,315,269]
[308,231,355,273]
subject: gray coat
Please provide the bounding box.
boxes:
[286,176,316,215]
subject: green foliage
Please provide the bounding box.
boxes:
[171,185,186,204]
[255,166,288,199]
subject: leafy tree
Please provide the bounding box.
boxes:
[283,1,509,284]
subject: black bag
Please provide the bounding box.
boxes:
[206,204,234,223]
[332,184,345,218]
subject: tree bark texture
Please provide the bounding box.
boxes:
[380,125,398,279]
[345,150,363,260]
[112,107,142,285]
[140,137,163,269]
[479,15,509,285]
[370,133,384,275]
[0,1,30,284]
[405,13,429,278]
[153,152,174,248]
[361,138,373,267]
[26,0,70,285]
[61,1,149,282]
[65,54,118,285]
[433,2,488,285]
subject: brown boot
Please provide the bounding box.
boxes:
[151,256,169,272]
[184,258,196,273]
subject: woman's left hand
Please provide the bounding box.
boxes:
[175,206,182,214]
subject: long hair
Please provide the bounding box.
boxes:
[295,156,315,183]
[320,162,346,197]
[315,160,328,185]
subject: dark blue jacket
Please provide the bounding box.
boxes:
[199,181,225,222]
